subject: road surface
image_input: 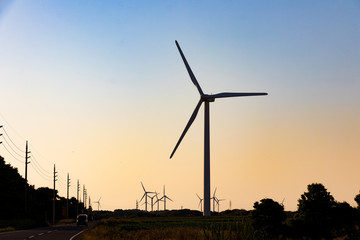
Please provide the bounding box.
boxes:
[0,221,97,240]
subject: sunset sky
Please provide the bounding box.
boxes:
[0,0,359,212]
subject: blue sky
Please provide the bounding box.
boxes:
[0,0,359,211]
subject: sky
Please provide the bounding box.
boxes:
[0,0,359,212]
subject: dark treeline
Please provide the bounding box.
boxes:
[0,156,85,230]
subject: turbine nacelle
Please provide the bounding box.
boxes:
[202,95,215,102]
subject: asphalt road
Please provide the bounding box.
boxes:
[0,221,97,240]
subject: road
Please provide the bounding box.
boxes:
[0,221,97,240]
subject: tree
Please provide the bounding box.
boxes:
[252,198,286,238]
[355,193,360,209]
[297,183,335,238]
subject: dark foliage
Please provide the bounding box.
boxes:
[0,156,84,229]
[251,198,286,238]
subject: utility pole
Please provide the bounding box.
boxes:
[53,164,57,225]
[24,141,31,214]
[77,179,80,215]
[66,173,70,219]
[83,185,86,209]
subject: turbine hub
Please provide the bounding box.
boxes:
[202,95,215,102]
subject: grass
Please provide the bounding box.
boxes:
[80,215,257,240]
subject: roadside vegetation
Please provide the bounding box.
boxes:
[0,156,89,230]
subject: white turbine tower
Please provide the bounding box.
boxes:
[93,197,102,211]
[159,185,172,211]
[196,193,203,212]
[139,182,154,212]
[170,40,268,216]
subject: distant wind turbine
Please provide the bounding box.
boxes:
[93,197,102,211]
[216,198,225,212]
[159,185,172,210]
[154,191,162,211]
[139,182,154,212]
[149,193,158,212]
[211,188,217,212]
[170,40,268,216]
[196,193,203,212]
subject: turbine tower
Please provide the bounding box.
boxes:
[170,40,267,216]
[149,193,158,212]
[139,182,154,212]
[217,198,225,212]
[154,191,162,211]
[159,185,172,210]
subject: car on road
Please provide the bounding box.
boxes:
[76,214,88,226]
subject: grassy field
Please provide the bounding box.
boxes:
[80,214,256,240]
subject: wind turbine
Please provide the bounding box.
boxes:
[139,182,154,212]
[217,198,225,212]
[211,188,217,213]
[149,193,158,212]
[170,40,267,216]
[154,191,162,211]
[159,185,172,210]
[93,197,102,211]
[196,193,203,212]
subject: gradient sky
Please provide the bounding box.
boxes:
[0,0,359,211]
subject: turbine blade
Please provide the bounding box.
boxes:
[141,182,146,192]
[196,193,201,200]
[175,40,204,96]
[213,187,217,197]
[211,92,268,99]
[166,196,173,202]
[170,99,203,158]
[140,193,146,203]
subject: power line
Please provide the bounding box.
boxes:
[31,153,52,177]
[2,127,25,153]
[30,163,52,182]
[1,144,24,163]
[1,136,25,158]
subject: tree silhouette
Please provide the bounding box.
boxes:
[355,193,360,209]
[297,183,335,238]
[252,198,286,238]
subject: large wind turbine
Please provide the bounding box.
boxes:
[170,40,267,216]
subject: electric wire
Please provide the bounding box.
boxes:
[30,163,52,182]
[0,113,26,143]
[2,127,26,153]
[31,157,53,180]
[1,144,24,163]
[1,115,87,201]
[1,136,25,158]
[31,153,53,177]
